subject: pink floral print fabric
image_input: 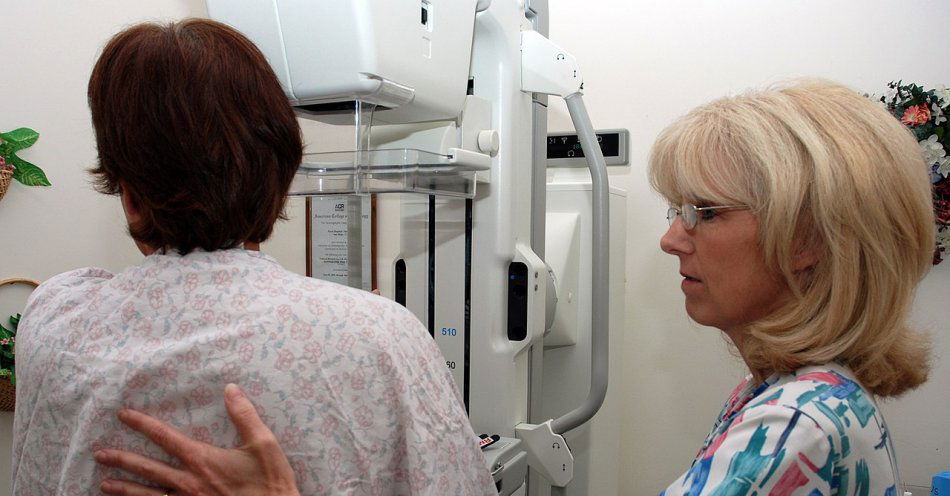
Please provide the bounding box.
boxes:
[12,249,496,495]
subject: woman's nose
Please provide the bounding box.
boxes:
[660,216,692,255]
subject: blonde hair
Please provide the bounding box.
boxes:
[649,79,934,397]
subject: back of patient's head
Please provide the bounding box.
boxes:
[650,79,934,396]
[88,18,303,254]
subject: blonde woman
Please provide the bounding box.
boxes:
[96,80,934,495]
[651,79,932,494]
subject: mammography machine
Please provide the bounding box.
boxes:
[207,1,627,494]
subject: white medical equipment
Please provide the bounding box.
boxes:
[206,1,626,494]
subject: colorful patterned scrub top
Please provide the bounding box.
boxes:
[13,249,496,496]
[662,363,901,496]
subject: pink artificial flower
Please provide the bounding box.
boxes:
[901,104,931,126]
[0,339,8,346]
[0,156,12,172]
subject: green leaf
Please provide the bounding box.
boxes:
[0,370,15,385]
[9,154,51,186]
[0,128,39,153]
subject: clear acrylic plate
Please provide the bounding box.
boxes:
[289,148,481,198]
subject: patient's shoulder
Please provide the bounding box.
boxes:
[42,266,114,288]
[26,267,114,307]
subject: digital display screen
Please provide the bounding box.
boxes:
[547,132,621,159]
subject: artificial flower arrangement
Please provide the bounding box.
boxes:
[877,81,950,264]
[0,277,38,411]
[0,127,51,202]
[0,314,18,384]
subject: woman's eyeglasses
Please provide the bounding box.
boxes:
[666,204,748,230]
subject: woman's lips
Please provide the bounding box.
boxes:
[680,273,702,292]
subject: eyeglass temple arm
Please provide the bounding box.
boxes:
[694,204,745,211]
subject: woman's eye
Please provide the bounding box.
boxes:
[699,209,718,221]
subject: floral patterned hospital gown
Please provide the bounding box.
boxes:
[662,363,902,496]
[12,248,496,496]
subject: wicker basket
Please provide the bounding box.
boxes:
[0,169,12,203]
[0,277,40,412]
[0,377,14,412]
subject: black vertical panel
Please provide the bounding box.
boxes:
[507,262,529,341]
[394,259,407,307]
[427,195,436,338]
[463,199,473,412]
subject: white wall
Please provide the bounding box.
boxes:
[0,1,947,495]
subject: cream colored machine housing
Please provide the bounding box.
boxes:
[207,1,625,494]
[206,0,477,123]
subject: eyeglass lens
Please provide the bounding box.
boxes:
[667,204,698,229]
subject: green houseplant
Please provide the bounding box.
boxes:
[0,127,51,202]
[0,313,18,411]
[0,314,18,385]
[0,277,38,411]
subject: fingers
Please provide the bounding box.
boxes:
[94,449,187,491]
[99,478,168,496]
[223,383,273,445]
[115,409,199,463]
[223,384,299,494]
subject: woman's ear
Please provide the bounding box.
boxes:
[792,238,821,273]
[119,183,156,256]
[788,215,823,273]
[120,183,142,224]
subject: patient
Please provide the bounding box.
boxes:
[12,19,494,495]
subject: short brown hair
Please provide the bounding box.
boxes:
[88,18,302,254]
[650,80,934,397]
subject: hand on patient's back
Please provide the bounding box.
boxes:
[95,383,300,496]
